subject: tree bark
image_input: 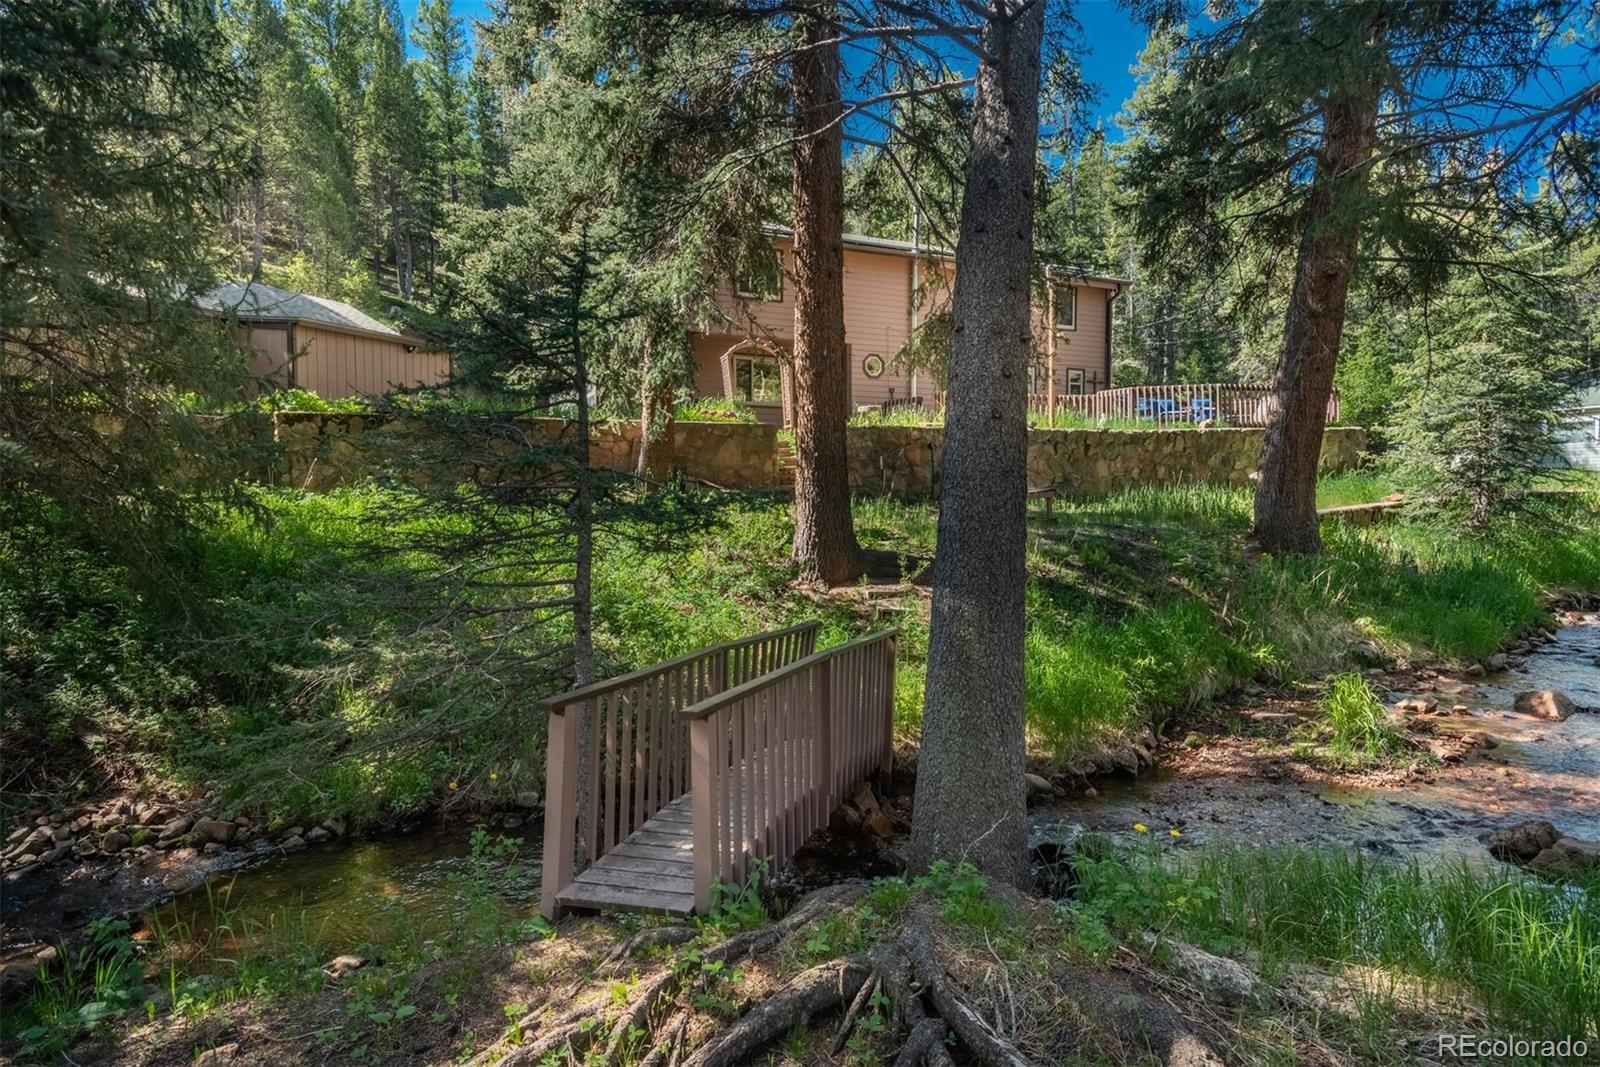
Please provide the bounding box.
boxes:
[636,332,680,482]
[1253,86,1380,554]
[908,0,1044,889]
[789,6,862,586]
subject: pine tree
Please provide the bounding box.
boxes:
[465,41,508,206]
[1126,2,1597,554]
[1,0,254,593]
[1389,264,1578,527]
[413,0,469,201]
[357,2,426,298]
[224,0,359,288]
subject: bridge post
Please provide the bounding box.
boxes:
[690,715,715,915]
[814,656,833,824]
[880,636,897,781]
[540,702,579,920]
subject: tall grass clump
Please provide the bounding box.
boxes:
[1072,845,1600,1041]
[1322,672,1405,765]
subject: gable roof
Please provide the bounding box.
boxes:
[761,225,1127,288]
[195,281,404,342]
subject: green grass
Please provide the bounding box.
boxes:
[1315,470,1397,508]
[6,478,1598,824]
[1071,843,1600,1042]
[674,396,760,423]
[1321,672,1405,765]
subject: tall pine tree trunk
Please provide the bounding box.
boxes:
[250,177,266,281]
[908,0,1044,888]
[571,242,597,869]
[1253,86,1379,554]
[635,332,679,481]
[789,7,861,585]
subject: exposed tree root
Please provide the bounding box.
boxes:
[479,880,1223,1067]
[473,882,869,1067]
[679,906,1039,1067]
[681,957,871,1067]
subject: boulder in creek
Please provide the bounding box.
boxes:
[1487,819,1559,863]
[1025,773,1054,799]
[1513,690,1577,721]
[1527,838,1600,879]
[156,816,192,840]
[305,827,331,844]
[102,831,131,853]
[191,818,237,845]
[279,834,307,853]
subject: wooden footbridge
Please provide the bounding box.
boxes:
[539,623,897,918]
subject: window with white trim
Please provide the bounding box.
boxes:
[734,353,783,404]
[734,256,783,301]
[1067,368,1086,395]
[1053,284,1076,330]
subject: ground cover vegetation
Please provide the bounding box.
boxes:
[8,480,1597,829]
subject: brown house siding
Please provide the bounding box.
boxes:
[290,324,449,399]
[692,235,1120,423]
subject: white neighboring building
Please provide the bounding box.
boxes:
[1555,381,1600,471]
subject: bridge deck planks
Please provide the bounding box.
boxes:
[554,793,697,916]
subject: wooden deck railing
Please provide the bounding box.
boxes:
[684,629,897,913]
[1030,384,1340,427]
[538,622,819,917]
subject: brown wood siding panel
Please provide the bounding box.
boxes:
[295,325,448,399]
[1051,286,1110,390]
[245,325,293,384]
[697,236,1116,407]
[840,249,915,408]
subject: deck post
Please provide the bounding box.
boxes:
[814,657,834,823]
[690,714,716,915]
[540,702,579,920]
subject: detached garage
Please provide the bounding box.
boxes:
[197,281,449,400]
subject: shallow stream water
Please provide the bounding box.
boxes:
[7,622,1597,972]
[1031,616,1600,863]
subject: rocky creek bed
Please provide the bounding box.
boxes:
[1031,610,1600,872]
[4,613,1597,995]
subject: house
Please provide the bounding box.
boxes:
[1555,380,1600,471]
[689,228,1126,425]
[195,281,449,400]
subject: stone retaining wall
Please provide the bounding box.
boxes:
[265,413,782,491]
[847,425,1369,500]
[258,412,1366,498]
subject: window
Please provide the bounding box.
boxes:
[1052,285,1076,331]
[1067,368,1086,395]
[734,256,783,301]
[734,354,783,404]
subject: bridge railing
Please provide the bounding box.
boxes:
[682,629,897,913]
[538,622,820,918]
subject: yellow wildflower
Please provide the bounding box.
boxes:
[1133,823,1148,833]
[1169,829,1182,838]
[448,780,459,791]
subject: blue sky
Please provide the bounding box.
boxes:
[427,0,1152,137]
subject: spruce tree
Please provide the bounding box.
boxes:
[1389,264,1578,527]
